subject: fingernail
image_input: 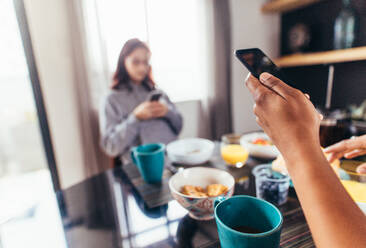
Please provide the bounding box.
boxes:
[357,166,366,174]
[260,72,271,81]
[326,154,334,162]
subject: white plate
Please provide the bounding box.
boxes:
[167,138,215,165]
[240,132,279,159]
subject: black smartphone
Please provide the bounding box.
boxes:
[235,48,291,86]
[150,93,162,101]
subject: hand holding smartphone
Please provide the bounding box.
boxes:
[235,48,294,88]
[150,93,162,102]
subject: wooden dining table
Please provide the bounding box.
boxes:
[53,143,315,248]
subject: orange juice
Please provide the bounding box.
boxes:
[221,144,248,167]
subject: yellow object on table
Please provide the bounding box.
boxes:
[221,144,249,166]
[341,180,366,203]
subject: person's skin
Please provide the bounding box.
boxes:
[246,72,366,248]
[124,47,168,120]
[325,135,366,174]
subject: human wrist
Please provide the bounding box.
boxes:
[128,112,140,123]
[164,108,173,118]
[132,109,144,121]
[282,144,324,171]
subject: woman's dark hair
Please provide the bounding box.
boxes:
[111,38,155,91]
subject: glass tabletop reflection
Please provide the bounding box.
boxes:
[54,153,312,248]
[0,151,313,248]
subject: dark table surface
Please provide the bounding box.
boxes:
[54,151,314,248]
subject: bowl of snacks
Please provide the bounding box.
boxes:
[169,167,235,220]
[167,138,215,165]
[240,132,279,159]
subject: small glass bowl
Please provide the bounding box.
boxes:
[252,164,290,206]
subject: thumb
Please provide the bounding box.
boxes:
[259,72,295,98]
[356,163,366,174]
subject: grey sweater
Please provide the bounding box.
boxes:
[99,82,183,161]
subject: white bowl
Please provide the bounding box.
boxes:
[167,138,215,165]
[169,167,235,220]
[240,132,279,159]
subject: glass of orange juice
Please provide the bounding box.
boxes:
[221,134,248,168]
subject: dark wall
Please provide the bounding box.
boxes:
[282,65,329,107]
[280,0,366,109]
[332,61,366,108]
[282,63,366,109]
[281,0,366,55]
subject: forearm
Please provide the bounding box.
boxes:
[160,94,183,135]
[164,108,183,135]
[101,114,140,157]
[286,147,366,248]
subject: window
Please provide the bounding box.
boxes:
[94,0,207,102]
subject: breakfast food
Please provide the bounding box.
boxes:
[181,185,207,197]
[257,176,289,206]
[207,184,228,197]
[272,148,340,176]
[251,138,273,146]
[181,184,228,197]
[253,164,290,205]
[221,144,249,166]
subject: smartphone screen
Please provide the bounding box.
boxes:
[235,48,290,85]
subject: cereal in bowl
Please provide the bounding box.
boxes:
[181,184,228,197]
[181,185,207,197]
[207,184,228,197]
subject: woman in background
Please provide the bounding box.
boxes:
[99,38,182,163]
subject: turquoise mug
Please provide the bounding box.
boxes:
[131,143,165,184]
[214,195,283,248]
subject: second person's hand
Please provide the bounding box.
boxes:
[324,135,366,174]
[133,101,168,120]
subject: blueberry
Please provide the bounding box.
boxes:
[270,184,278,191]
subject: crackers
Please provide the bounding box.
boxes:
[181,185,207,197]
[181,184,228,197]
[206,184,228,197]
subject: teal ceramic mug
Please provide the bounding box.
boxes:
[131,143,165,184]
[214,195,283,248]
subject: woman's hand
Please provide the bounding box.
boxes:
[245,72,322,162]
[133,101,168,120]
[324,135,366,174]
[246,72,366,248]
